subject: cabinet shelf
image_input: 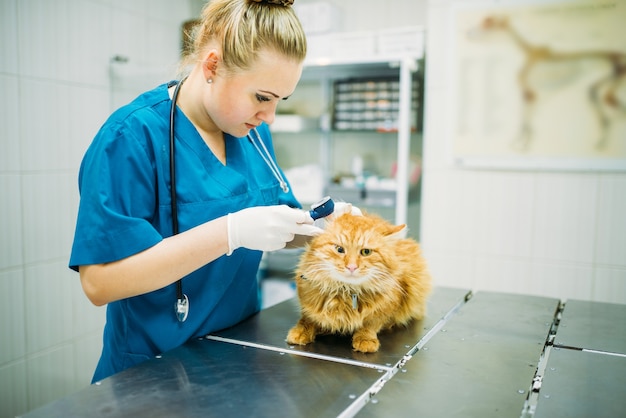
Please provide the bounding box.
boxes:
[301,56,418,81]
[325,184,396,208]
[272,115,320,133]
[276,56,423,226]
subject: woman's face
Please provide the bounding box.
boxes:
[206,49,303,138]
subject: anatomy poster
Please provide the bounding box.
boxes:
[449,0,626,170]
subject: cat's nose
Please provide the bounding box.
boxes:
[347,264,358,273]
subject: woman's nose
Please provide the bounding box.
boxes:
[257,104,277,125]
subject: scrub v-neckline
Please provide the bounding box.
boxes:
[171,104,250,188]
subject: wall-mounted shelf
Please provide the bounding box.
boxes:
[272,115,320,133]
[296,56,423,226]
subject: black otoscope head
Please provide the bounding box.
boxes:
[309,196,334,220]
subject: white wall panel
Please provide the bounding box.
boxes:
[0,75,21,172]
[474,256,533,295]
[110,8,148,70]
[24,262,74,354]
[68,84,110,169]
[422,250,476,289]
[26,345,76,412]
[420,169,481,252]
[146,20,183,75]
[530,261,594,301]
[19,79,71,172]
[73,334,104,389]
[18,0,71,81]
[21,173,75,264]
[0,175,23,269]
[593,267,626,304]
[595,175,626,265]
[0,0,18,74]
[422,2,450,89]
[67,0,112,86]
[473,172,534,257]
[109,0,149,14]
[0,269,26,364]
[0,361,28,418]
[531,173,598,263]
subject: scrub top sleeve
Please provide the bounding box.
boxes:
[69,122,163,270]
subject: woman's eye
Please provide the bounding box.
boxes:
[256,93,270,103]
[335,246,345,254]
[360,249,371,256]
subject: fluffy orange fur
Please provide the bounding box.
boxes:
[286,212,432,353]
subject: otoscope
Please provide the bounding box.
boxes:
[309,196,334,220]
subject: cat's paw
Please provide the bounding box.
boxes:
[286,325,315,346]
[352,335,380,353]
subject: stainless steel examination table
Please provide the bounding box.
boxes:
[22,287,626,417]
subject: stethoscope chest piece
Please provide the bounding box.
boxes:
[175,294,189,323]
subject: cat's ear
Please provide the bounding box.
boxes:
[386,224,407,239]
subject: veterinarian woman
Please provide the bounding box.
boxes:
[69,0,352,383]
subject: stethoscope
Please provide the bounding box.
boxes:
[169,78,334,322]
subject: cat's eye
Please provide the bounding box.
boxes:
[335,245,345,254]
[360,248,372,256]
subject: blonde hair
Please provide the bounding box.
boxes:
[182,0,306,75]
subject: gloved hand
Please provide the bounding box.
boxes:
[227,205,323,255]
[329,201,362,219]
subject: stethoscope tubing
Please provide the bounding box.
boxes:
[168,79,293,322]
[247,127,290,193]
[169,78,189,322]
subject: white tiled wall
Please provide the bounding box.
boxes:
[421,0,626,305]
[0,1,194,416]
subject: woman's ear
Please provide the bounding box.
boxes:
[202,50,220,80]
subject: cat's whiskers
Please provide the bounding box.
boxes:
[304,261,405,293]
[368,268,406,295]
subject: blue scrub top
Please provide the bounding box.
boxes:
[69,82,300,382]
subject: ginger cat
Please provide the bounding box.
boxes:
[286,212,432,353]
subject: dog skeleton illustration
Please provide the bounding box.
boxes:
[470,15,626,150]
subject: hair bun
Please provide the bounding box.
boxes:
[250,0,295,6]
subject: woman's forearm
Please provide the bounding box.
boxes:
[79,216,230,306]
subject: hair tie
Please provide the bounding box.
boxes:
[250,0,295,6]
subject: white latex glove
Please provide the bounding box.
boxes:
[329,201,362,219]
[227,205,323,255]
